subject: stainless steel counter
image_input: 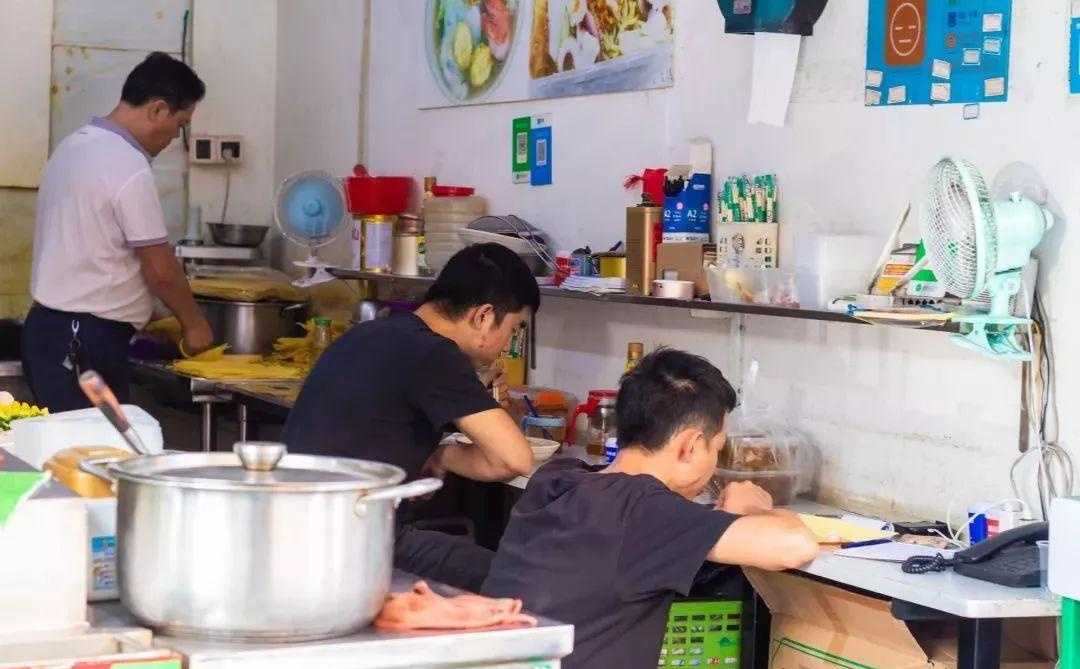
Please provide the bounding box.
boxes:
[90,572,573,668]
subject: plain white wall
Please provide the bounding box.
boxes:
[273,0,367,269]
[190,0,279,231]
[361,1,1077,519]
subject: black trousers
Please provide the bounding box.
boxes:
[21,304,135,412]
[394,524,494,593]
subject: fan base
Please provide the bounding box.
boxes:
[951,314,1032,361]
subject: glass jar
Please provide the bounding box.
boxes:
[582,397,617,457]
[392,214,425,276]
[521,415,567,444]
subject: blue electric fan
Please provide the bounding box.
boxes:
[274,170,349,287]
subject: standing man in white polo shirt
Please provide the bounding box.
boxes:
[23,52,214,412]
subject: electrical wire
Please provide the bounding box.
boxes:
[220,155,233,225]
[1010,285,1074,521]
[180,9,190,153]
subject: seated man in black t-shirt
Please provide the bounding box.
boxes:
[284,244,539,591]
[482,349,819,669]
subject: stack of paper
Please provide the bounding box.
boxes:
[798,514,895,544]
[560,276,626,295]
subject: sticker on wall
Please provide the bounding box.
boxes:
[512,116,531,184]
[866,0,1012,107]
[1071,1,1080,94]
[530,114,552,187]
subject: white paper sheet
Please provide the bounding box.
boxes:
[835,542,956,563]
[747,33,802,127]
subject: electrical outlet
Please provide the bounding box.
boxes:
[218,136,243,162]
[189,134,244,164]
[191,135,214,163]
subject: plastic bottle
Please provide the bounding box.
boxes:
[309,317,333,369]
[625,342,644,373]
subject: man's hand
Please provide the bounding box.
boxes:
[135,244,215,356]
[181,317,215,357]
[416,446,449,501]
[716,481,774,515]
[478,360,510,409]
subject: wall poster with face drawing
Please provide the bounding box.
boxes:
[420,0,674,109]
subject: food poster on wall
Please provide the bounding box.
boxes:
[422,0,674,109]
[865,0,1012,107]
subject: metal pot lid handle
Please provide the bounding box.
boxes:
[78,457,123,487]
[359,477,443,503]
[234,442,287,471]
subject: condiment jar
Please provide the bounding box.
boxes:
[392,214,425,276]
[568,389,618,457]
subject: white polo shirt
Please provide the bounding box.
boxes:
[31,120,169,328]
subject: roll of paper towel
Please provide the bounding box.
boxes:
[10,406,164,468]
[748,33,803,127]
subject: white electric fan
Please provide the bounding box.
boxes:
[274,170,349,287]
[918,157,1054,361]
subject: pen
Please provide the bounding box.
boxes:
[840,538,893,549]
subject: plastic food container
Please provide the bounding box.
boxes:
[652,279,695,300]
[709,468,800,506]
[707,266,800,307]
[708,430,806,505]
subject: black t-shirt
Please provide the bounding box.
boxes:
[282,313,499,480]
[482,458,738,669]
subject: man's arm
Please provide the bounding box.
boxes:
[707,509,819,570]
[134,244,213,354]
[435,409,534,482]
[706,481,818,570]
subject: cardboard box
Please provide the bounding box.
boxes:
[744,569,1057,669]
[656,243,716,297]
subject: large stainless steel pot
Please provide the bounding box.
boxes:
[82,442,441,642]
[196,297,308,354]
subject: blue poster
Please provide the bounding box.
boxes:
[1071,16,1080,94]
[865,0,1012,107]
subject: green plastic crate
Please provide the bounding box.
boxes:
[659,599,742,667]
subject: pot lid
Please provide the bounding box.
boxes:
[110,442,406,493]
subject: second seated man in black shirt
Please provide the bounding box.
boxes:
[482,349,820,669]
[284,244,538,591]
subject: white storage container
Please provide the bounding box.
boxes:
[794,232,882,308]
[10,406,162,469]
[0,457,87,638]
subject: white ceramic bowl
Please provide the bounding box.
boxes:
[528,437,561,462]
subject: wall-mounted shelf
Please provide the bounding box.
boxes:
[328,268,957,332]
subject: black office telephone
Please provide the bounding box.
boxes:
[901,522,1048,588]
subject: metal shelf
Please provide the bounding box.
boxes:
[327,268,955,331]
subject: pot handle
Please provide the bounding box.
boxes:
[280,302,307,316]
[354,478,443,514]
[78,457,123,485]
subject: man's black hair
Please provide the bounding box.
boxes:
[121,52,205,112]
[424,243,540,323]
[616,348,737,452]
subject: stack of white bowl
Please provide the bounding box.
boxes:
[422,195,488,271]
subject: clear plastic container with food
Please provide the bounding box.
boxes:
[708,468,801,506]
[708,430,809,506]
